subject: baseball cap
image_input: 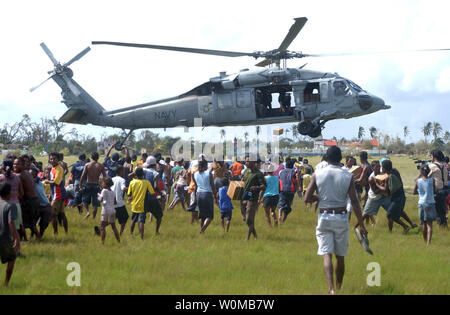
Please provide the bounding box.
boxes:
[143,156,157,168]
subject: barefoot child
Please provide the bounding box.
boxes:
[218,178,233,232]
[260,165,279,227]
[413,165,436,245]
[98,177,120,244]
[302,167,313,211]
[128,168,160,239]
[112,166,129,236]
[0,182,20,286]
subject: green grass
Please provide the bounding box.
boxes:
[1,155,449,295]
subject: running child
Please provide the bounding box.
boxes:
[302,167,313,211]
[260,165,279,227]
[98,177,120,244]
[128,167,161,239]
[218,178,233,232]
[112,166,129,236]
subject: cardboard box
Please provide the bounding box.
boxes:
[349,165,363,178]
[273,128,284,136]
[375,174,389,184]
[227,181,245,200]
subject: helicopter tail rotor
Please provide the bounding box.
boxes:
[30,43,91,96]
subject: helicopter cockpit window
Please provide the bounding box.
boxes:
[333,80,349,96]
[345,80,364,93]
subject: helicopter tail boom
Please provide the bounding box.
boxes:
[31,43,106,126]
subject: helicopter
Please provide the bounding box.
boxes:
[31,17,450,148]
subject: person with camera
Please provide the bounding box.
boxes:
[428,150,448,227]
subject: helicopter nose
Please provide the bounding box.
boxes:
[357,94,373,111]
[372,96,391,110]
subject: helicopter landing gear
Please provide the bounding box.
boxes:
[297,120,326,138]
[297,121,314,135]
[114,129,135,151]
[308,126,322,138]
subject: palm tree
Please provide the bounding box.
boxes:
[403,126,409,139]
[220,128,226,141]
[291,124,299,141]
[369,127,377,139]
[383,134,391,147]
[422,122,432,143]
[432,122,443,141]
[358,126,365,141]
[444,131,450,142]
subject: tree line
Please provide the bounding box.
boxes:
[1,116,448,156]
[0,115,180,156]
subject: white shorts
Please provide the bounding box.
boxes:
[316,216,349,257]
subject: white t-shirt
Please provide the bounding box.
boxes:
[315,165,352,209]
[100,189,116,214]
[112,176,127,208]
[367,172,382,200]
[315,161,329,172]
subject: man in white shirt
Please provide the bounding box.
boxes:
[304,146,367,295]
[112,166,129,235]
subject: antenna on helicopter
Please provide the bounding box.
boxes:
[30,43,91,96]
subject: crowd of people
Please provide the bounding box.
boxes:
[0,142,449,291]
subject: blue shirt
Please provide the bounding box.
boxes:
[35,179,51,207]
[104,157,126,178]
[194,171,212,193]
[71,161,86,181]
[417,177,435,204]
[218,186,233,212]
[263,175,279,197]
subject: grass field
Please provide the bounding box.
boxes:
[1,155,449,295]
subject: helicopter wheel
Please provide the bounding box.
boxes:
[297,121,314,135]
[308,126,322,138]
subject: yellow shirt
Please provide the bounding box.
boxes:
[43,182,51,196]
[127,179,155,213]
[302,174,311,191]
[131,161,138,171]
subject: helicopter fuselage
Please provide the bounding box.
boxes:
[85,66,389,136]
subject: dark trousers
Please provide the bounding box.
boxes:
[435,193,448,225]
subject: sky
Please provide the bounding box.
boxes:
[0,0,449,144]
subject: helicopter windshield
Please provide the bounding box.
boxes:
[345,79,365,93]
[333,80,350,96]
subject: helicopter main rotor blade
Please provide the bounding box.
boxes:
[255,59,273,67]
[40,42,58,66]
[278,17,308,52]
[65,47,91,67]
[92,41,257,58]
[301,47,450,58]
